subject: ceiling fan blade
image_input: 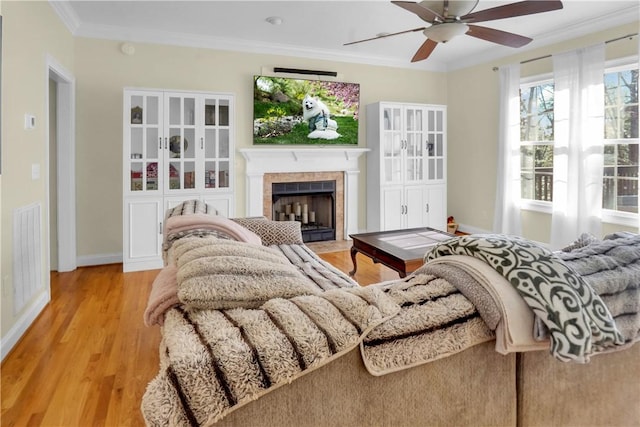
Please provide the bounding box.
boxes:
[461,0,563,23]
[344,27,426,46]
[466,24,532,48]
[392,1,444,23]
[411,39,438,62]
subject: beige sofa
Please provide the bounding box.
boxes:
[216,342,640,427]
[142,204,640,426]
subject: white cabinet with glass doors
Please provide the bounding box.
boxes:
[366,102,447,232]
[123,89,234,272]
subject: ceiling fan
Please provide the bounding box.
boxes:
[344,0,564,62]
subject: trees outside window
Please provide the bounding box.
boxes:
[519,63,639,214]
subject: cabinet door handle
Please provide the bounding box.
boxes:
[201,137,204,150]
[159,137,162,149]
[159,222,163,234]
[426,203,429,213]
[164,137,168,149]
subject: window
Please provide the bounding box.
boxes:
[519,61,639,215]
[603,66,639,213]
[520,80,554,202]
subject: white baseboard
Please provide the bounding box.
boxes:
[1,290,50,362]
[457,223,492,235]
[76,253,122,267]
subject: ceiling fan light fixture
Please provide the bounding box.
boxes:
[423,22,469,43]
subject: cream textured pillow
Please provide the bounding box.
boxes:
[174,236,319,309]
[231,218,303,246]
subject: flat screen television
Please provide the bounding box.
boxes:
[253,75,360,145]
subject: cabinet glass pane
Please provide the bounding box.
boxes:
[184,161,195,189]
[146,96,159,125]
[383,133,393,156]
[205,100,216,126]
[427,137,435,157]
[384,159,402,182]
[406,133,420,156]
[146,128,159,159]
[219,161,230,188]
[184,129,195,159]
[428,110,435,132]
[131,96,143,125]
[184,97,195,126]
[169,129,182,158]
[146,162,158,190]
[436,110,443,132]
[406,109,415,131]
[130,128,143,158]
[383,108,392,130]
[436,134,443,156]
[415,110,423,131]
[219,100,230,126]
[131,162,142,191]
[169,162,180,189]
[219,129,229,158]
[428,159,435,180]
[437,159,444,180]
[169,97,181,125]
[205,161,216,188]
[205,129,217,158]
[393,109,401,130]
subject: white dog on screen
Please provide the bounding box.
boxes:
[302,95,340,140]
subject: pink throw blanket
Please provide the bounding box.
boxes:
[144,265,179,326]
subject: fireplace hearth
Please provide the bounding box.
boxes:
[272,181,336,242]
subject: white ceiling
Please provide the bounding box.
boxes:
[52,0,640,71]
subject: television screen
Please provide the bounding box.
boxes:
[253,75,360,145]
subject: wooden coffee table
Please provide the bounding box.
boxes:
[348,227,455,278]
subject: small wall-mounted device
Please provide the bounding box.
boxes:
[24,114,36,130]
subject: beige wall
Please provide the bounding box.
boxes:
[73,38,448,258]
[448,22,639,242]
[1,1,74,337]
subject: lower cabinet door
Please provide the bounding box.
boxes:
[381,186,404,231]
[123,198,163,272]
[405,185,429,229]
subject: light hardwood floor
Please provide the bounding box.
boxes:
[1,249,399,426]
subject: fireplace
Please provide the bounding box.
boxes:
[239,147,370,240]
[272,180,336,242]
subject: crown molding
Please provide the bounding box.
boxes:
[73,22,443,72]
[48,0,80,35]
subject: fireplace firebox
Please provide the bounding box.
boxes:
[272,180,336,242]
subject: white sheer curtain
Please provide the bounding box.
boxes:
[550,43,605,249]
[493,63,522,235]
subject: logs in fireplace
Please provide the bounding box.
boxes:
[272,180,336,242]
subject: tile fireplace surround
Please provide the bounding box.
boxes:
[239,148,370,240]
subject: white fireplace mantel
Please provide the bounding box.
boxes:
[239,147,370,238]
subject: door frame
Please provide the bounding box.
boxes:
[46,55,76,272]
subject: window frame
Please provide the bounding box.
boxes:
[518,56,639,226]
